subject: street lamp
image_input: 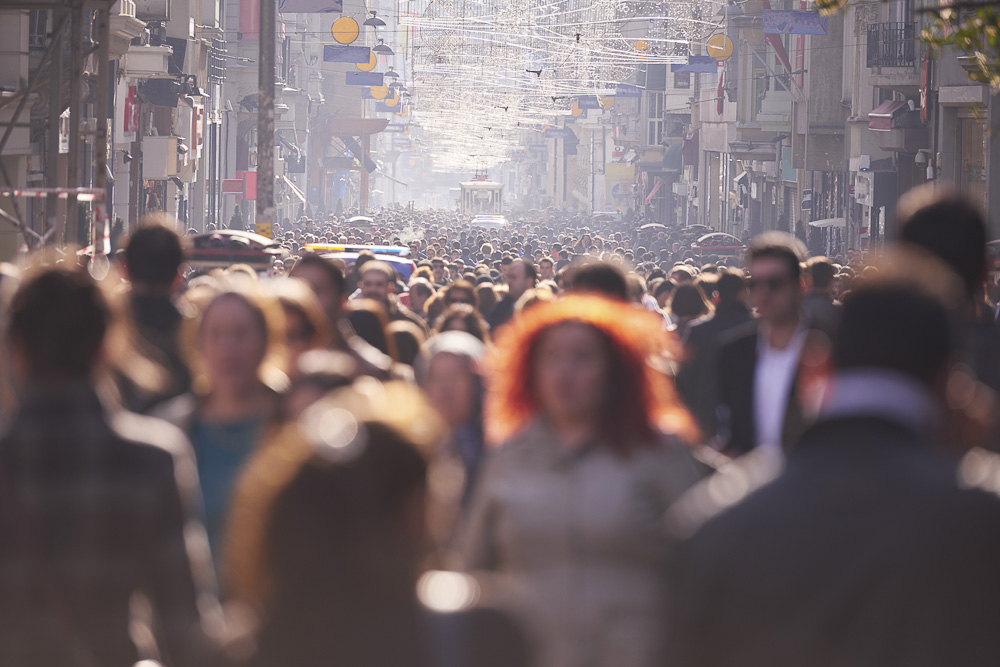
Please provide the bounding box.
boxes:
[716,2,745,18]
[363,11,386,27]
[373,39,394,56]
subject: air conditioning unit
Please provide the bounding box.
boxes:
[672,182,688,196]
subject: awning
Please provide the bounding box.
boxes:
[280,175,306,204]
[375,170,409,187]
[645,178,663,205]
[808,217,846,228]
[869,100,907,131]
[663,143,683,172]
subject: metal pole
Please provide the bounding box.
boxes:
[256,0,276,238]
[46,9,64,241]
[64,1,83,244]
[361,134,369,214]
[94,3,110,251]
[590,128,595,211]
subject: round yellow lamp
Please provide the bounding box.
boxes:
[707,33,734,61]
[356,51,377,72]
[331,17,359,45]
[385,93,400,107]
[370,84,389,100]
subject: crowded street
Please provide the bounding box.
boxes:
[1,0,1000,664]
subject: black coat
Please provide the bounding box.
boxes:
[710,321,808,455]
[676,302,753,430]
[666,416,1000,667]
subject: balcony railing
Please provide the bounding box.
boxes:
[867,22,916,68]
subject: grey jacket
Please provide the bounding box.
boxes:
[459,420,704,667]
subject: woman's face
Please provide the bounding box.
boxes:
[424,353,476,427]
[533,322,609,426]
[200,295,268,394]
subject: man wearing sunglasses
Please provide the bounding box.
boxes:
[710,232,811,456]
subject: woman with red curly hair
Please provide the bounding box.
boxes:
[460,293,706,667]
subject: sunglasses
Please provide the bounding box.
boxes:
[748,275,793,292]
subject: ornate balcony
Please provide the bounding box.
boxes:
[867,22,916,69]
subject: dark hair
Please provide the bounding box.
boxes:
[435,304,490,343]
[9,266,109,378]
[806,257,837,290]
[442,279,479,309]
[749,231,805,281]
[669,284,712,319]
[386,321,426,367]
[510,258,538,283]
[346,301,397,361]
[291,253,347,300]
[653,279,676,300]
[716,270,746,302]
[897,185,987,298]
[571,262,628,301]
[228,419,429,665]
[124,218,185,287]
[834,253,959,384]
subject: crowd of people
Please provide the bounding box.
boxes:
[3,184,1000,667]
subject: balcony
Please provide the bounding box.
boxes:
[868,22,920,93]
[867,23,916,69]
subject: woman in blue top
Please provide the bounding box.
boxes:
[179,280,285,581]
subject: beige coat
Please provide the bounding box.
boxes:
[459,421,704,667]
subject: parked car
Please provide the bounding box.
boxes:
[188,230,287,273]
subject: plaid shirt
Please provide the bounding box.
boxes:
[0,384,217,667]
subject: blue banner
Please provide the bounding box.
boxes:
[671,55,718,73]
[763,10,828,34]
[324,45,371,63]
[384,125,407,133]
[346,72,384,86]
[528,144,547,153]
[544,128,576,140]
[615,83,643,98]
[577,96,600,110]
[278,0,342,12]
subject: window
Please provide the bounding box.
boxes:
[647,92,664,146]
[673,71,690,89]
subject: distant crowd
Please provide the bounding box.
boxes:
[2,185,1000,667]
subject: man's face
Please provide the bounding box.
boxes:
[410,287,431,313]
[360,269,392,303]
[432,261,445,282]
[539,260,554,280]
[749,257,801,324]
[291,264,343,323]
[505,262,533,298]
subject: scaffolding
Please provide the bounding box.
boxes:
[0,0,114,250]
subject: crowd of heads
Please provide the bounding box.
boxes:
[2,185,999,667]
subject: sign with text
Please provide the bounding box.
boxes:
[763,10,827,34]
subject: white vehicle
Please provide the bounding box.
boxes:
[459,173,504,215]
[471,214,508,229]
